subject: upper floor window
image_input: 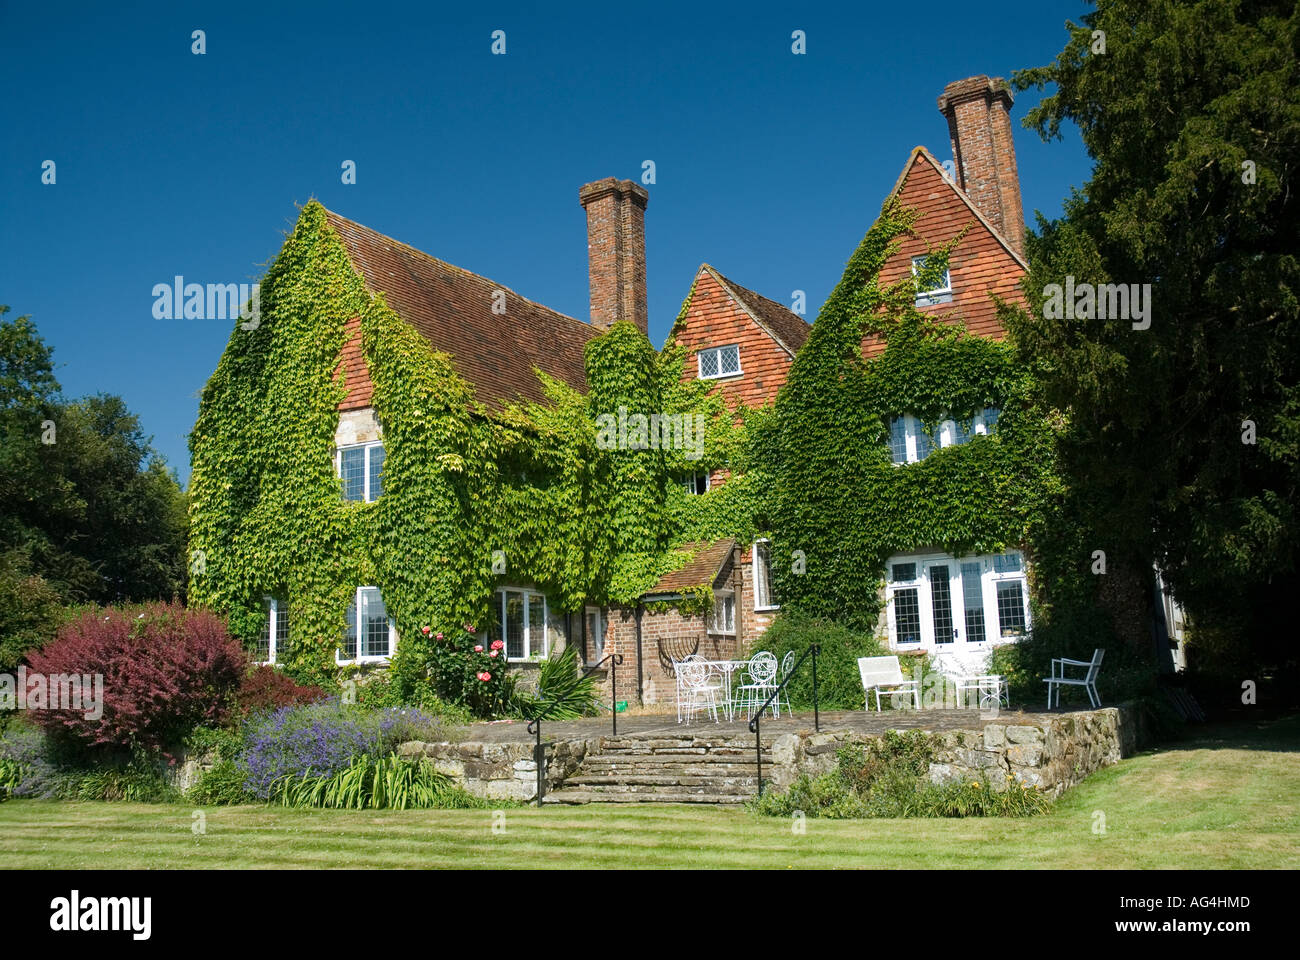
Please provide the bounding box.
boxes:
[753,540,778,611]
[912,255,953,306]
[339,441,384,502]
[698,344,741,380]
[338,586,395,664]
[888,409,1001,464]
[683,472,711,495]
[256,595,289,664]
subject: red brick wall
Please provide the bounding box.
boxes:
[335,316,374,410]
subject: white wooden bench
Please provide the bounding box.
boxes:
[858,656,920,711]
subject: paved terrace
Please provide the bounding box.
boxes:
[460,707,1084,743]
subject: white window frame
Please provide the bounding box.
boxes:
[709,589,736,635]
[683,471,711,495]
[911,255,953,305]
[884,551,1031,650]
[498,587,551,662]
[697,344,742,380]
[336,586,396,665]
[337,440,385,503]
[888,409,1000,464]
[257,595,289,665]
[753,539,779,612]
[584,605,607,665]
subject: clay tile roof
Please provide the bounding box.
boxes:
[644,539,737,596]
[707,268,812,355]
[324,209,597,410]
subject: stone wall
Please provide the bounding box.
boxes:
[766,704,1149,798]
[398,737,599,802]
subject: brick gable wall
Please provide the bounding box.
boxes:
[866,152,1028,359]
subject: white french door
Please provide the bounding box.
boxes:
[887,552,1030,650]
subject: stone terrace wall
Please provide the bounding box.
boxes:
[398,737,601,802]
[767,704,1149,798]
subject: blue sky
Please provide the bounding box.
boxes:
[1,1,1094,484]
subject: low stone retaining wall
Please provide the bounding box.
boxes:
[399,704,1149,803]
[767,703,1149,798]
[397,737,600,801]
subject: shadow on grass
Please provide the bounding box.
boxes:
[1150,713,1300,754]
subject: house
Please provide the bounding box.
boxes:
[191,74,1036,704]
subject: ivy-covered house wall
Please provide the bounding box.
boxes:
[758,199,1058,652]
[188,202,752,702]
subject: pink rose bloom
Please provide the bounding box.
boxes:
[421,626,431,635]
[474,645,483,652]
[489,650,498,658]
[481,672,491,681]
[436,632,444,640]
[465,624,476,634]
[491,639,504,650]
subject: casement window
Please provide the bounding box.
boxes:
[887,409,1001,464]
[496,587,551,661]
[338,586,395,664]
[911,255,953,306]
[885,550,1030,649]
[584,606,607,664]
[753,539,779,611]
[256,595,289,664]
[683,472,711,495]
[710,590,736,635]
[698,344,741,380]
[338,441,385,502]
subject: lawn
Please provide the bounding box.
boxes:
[2,716,1297,869]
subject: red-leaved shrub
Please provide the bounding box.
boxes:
[236,666,330,716]
[25,603,245,753]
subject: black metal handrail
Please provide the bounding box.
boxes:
[746,643,820,796]
[525,652,625,806]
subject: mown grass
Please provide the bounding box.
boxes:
[1,716,1296,869]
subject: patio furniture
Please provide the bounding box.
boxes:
[858,655,920,711]
[733,651,779,721]
[1044,648,1105,709]
[775,650,796,717]
[932,652,1010,710]
[677,656,724,724]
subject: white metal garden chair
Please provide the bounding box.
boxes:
[857,656,920,711]
[734,651,779,721]
[677,656,724,724]
[1043,648,1105,709]
[774,650,796,717]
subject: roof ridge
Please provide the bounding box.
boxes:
[322,207,596,334]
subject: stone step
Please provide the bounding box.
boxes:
[598,737,774,753]
[577,763,760,778]
[564,774,758,789]
[543,789,752,805]
[582,753,766,766]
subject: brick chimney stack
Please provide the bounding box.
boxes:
[579,177,649,335]
[937,76,1026,258]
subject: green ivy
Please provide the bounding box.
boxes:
[759,199,1058,629]
[189,202,753,703]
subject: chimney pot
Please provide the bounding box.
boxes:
[579,178,649,335]
[937,75,1025,258]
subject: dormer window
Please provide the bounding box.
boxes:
[339,441,385,502]
[698,344,741,380]
[911,256,953,306]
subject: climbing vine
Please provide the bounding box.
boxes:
[759,199,1058,629]
[189,202,754,699]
